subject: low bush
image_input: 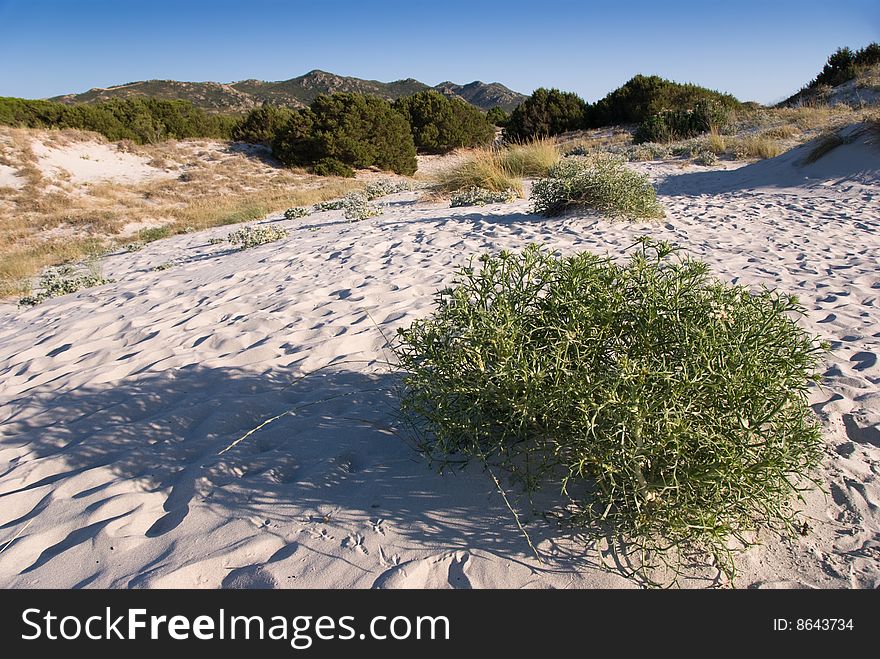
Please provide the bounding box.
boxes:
[341,192,382,221]
[590,75,740,127]
[19,264,111,306]
[531,155,664,219]
[227,225,288,249]
[634,101,729,144]
[394,240,825,581]
[283,206,312,219]
[363,179,418,199]
[312,157,355,178]
[449,186,518,207]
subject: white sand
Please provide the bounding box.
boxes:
[0,131,878,589]
[31,138,169,186]
[0,164,24,190]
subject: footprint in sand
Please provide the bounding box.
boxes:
[372,551,474,589]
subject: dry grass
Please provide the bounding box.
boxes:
[803,132,847,165]
[432,139,562,195]
[707,127,726,154]
[499,138,561,177]
[433,149,524,195]
[732,135,783,160]
[0,127,363,297]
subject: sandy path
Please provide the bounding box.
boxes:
[0,152,877,589]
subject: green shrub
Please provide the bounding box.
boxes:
[312,199,346,212]
[273,93,417,175]
[312,157,355,178]
[341,192,382,221]
[590,75,740,127]
[394,240,825,581]
[363,179,414,199]
[227,225,288,249]
[283,206,312,219]
[450,186,517,207]
[634,101,729,144]
[19,264,111,306]
[232,104,296,145]
[504,88,589,140]
[0,96,236,144]
[394,90,495,153]
[531,155,664,219]
[139,226,173,242]
[486,107,509,127]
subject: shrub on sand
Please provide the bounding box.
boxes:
[227,225,288,249]
[531,155,664,219]
[449,186,517,207]
[19,264,111,306]
[394,239,825,582]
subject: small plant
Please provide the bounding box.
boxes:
[341,192,382,221]
[284,206,312,220]
[19,264,111,306]
[227,225,289,249]
[694,150,720,166]
[394,240,825,582]
[312,157,355,178]
[531,155,664,219]
[312,199,346,212]
[139,226,173,243]
[450,186,517,207]
[152,261,175,271]
[363,179,414,200]
[124,242,144,252]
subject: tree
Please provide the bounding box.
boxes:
[393,90,495,153]
[504,88,588,140]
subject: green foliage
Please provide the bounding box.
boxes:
[531,155,664,219]
[363,179,415,199]
[272,93,417,175]
[19,264,111,306]
[0,96,236,144]
[341,192,383,221]
[312,157,355,178]
[283,206,312,219]
[394,240,825,581]
[226,224,288,249]
[232,104,295,145]
[393,90,495,153]
[634,101,729,143]
[504,88,589,140]
[810,43,880,89]
[449,186,517,207]
[590,75,740,127]
[138,226,173,242]
[486,106,509,127]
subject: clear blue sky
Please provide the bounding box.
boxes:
[1,0,878,105]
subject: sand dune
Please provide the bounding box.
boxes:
[0,135,878,589]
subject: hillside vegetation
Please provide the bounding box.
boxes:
[0,96,237,144]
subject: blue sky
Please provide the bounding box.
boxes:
[1,0,878,104]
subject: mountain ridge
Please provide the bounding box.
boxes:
[51,70,526,113]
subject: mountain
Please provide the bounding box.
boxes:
[433,81,525,112]
[51,70,526,114]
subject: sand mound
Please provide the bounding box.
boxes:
[658,122,880,195]
[31,136,170,186]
